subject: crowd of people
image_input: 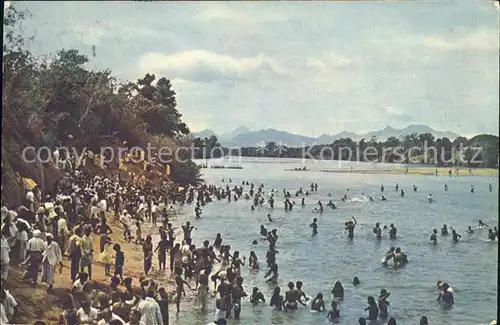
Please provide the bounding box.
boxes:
[0,164,498,325]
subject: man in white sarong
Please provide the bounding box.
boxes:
[42,233,63,292]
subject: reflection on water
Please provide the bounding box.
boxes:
[170,158,497,325]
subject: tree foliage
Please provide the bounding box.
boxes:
[213,134,499,168]
[2,5,200,205]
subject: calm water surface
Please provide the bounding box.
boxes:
[170,158,498,325]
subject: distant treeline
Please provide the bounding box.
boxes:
[192,133,499,168]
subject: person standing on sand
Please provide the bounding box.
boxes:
[80,226,94,280]
[1,231,10,281]
[143,235,153,275]
[25,229,45,286]
[97,216,113,253]
[156,287,169,325]
[41,233,63,293]
[57,213,70,255]
[155,235,169,271]
[174,267,192,315]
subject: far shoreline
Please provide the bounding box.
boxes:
[284,167,498,177]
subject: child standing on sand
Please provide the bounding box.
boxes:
[99,236,113,276]
[134,221,143,244]
[113,244,124,283]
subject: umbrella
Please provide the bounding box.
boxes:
[22,177,37,190]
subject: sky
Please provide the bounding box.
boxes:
[8,1,500,137]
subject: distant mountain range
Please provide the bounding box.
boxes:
[192,124,460,147]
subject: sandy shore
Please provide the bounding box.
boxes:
[6,210,200,323]
[285,167,498,177]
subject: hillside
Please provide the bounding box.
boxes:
[1,6,201,207]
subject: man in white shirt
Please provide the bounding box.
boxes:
[181,240,191,267]
[0,302,9,324]
[0,235,10,281]
[41,233,63,292]
[57,215,70,254]
[25,190,35,212]
[120,211,132,242]
[25,230,46,286]
[1,288,18,323]
[96,308,124,325]
[76,300,99,325]
[137,290,163,325]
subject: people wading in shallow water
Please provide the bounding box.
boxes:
[430,229,438,244]
[174,267,193,314]
[310,292,326,312]
[345,217,357,239]
[283,282,299,310]
[378,289,390,319]
[331,281,344,301]
[365,296,379,321]
[437,282,454,306]
[250,287,265,304]
[270,287,285,311]
[310,218,318,235]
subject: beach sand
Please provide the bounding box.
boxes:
[5,211,198,323]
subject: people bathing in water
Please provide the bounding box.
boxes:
[468,226,474,234]
[441,224,448,236]
[310,218,318,235]
[327,301,340,322]
[378,289,390,319]
[451,229,462,242]
[345,217,357,239]
[488,229,497,241]
[430,229,438,244]
[331,281,344,301]
[353,277,361,286]
[310,292,326,312]
[249,251,259,270]
[365,296,379,320]
[437,282,454,306]
[260,225,268,238]
[250,287,265,304]
[389,224,397,239]
[437,281,454,293]
[393,247,408,266]
[296,281,309,305]
[270,287,285,310]
[283,282,300,310]
[382,247,395,266]
[478,220,489,228]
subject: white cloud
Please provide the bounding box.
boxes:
[306,51,353,69]
[195,3,290,23]
[423,29,499,51]
[138,50,288,83]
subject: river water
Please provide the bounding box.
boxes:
[170,157,498,325]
